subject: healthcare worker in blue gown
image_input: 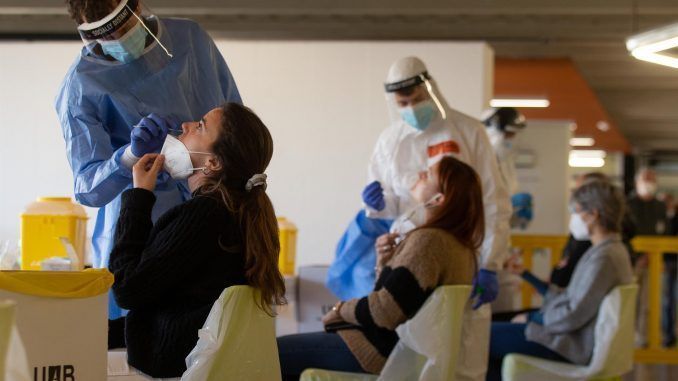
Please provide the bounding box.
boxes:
[55,0,241,323]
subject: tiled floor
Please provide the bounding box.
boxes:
[623,364,678,381]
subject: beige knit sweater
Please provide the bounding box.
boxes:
[337,227,476,373]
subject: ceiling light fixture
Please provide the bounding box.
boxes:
[570,137,595,147]
[596,121,610,132]
[569,150,606,168]
[627,22,678,69]
[490,98,550,108]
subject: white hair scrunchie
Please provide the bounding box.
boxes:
[245,174,267,192]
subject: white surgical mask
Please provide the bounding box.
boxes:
[390,193,443,238]
[160,135,211,180]
[487,126,512,159]
[637,182,658,198]
[569,212,590,241]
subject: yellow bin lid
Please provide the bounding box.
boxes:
[0,269,113,299]
[277,217,297,231]
[21,197,88,218]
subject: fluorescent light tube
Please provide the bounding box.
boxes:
[569,157,606,168]
[627,22,678,69]
[569,150,606,168]
[570,137,595,147]
[490,98,550,108]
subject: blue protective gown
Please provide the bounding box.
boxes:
[55,18,241,318]
[326,210,392,300]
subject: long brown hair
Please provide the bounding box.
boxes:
[416,156,485,255]
[196,103,286,315]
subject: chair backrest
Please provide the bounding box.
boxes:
[378,285,472,381]
[0,300,15,381]
[181,286,281,381]
[587,284,638,376]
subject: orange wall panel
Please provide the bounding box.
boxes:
[495,58,630,153]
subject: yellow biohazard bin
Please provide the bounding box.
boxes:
[20,197,88,271]
[278,217,298,275]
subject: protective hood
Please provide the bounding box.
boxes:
[384,56,451,128]
[482,107,526,133]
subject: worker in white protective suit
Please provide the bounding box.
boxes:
[483,108,525,196]
[363,56,512,381]
[483,107,533,315]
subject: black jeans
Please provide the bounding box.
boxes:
[488,323,570,381]
[277,331,366,381]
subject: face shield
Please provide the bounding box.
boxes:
[379,58,454,192]
[384,65,447,128]
[76,0,172,63]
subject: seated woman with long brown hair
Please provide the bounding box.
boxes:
[277,155,484,379]
[108,103,286,378]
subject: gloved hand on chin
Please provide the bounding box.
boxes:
[471,269,499,309]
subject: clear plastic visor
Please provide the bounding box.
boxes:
[76,0,171,58]
[384,74,449,125]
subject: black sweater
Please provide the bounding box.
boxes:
[109,188,246,378]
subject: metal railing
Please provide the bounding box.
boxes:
[510,234,678,364]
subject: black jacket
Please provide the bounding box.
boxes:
[109,188,246,378]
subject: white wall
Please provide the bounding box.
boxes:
[512,120,572,235]
[0,40,493,268]
[0,41,84,254]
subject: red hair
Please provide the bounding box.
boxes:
[416,156,485,254]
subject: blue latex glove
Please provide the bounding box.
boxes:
[362,181,385,211]
[511,193,533,221]
[510,192,533,230]
[130,113,175,157]
[472,269,499,309]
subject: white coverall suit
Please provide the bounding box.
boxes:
[365,57,512,381]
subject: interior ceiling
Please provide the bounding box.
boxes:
[2,0,678,154]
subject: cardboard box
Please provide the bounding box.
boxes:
[297,265,337,334]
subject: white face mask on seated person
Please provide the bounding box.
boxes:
[391,168,444,236]
[160,135,212,179]
[568,204,594,241]
[162,109,223,180]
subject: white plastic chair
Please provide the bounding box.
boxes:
[181,285,281,381]
[1,299,30,381]
[108,285,281,381]
[300,285,472,381]
[501,284,638,381]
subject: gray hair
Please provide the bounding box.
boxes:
[571,180,626,232]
